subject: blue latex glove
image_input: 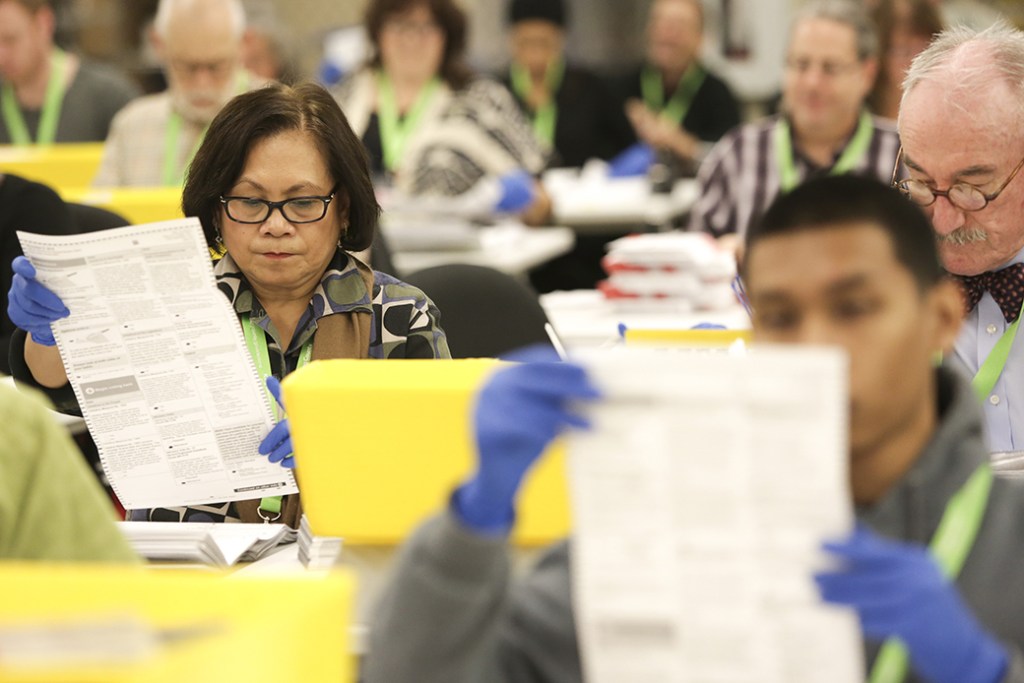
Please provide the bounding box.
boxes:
[691,322,727,330]
[7,256,69,346]
[258,376,295,469]
[816,525,1008,683]
[453,346,602,534]
[495,169,536,213]
[608,143,655,178]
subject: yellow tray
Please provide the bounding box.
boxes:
[0,563,355,683]
[283,359,571,546]
[59,187,184,224]
[0,143,104,188]
[624,327,752,347]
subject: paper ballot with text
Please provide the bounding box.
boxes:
[568,347,862,683]
[17,219,298,508]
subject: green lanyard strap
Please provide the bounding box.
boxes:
[641,63,706,127]
[971,299,1024,401]
[240,314,312,522]
[162,72,249,187]
[510,59,564,148]
[161,111,208,188]
[1,49,67,145]
[774,110,874,193]
[377,72,441,172]
[867,464,993,683]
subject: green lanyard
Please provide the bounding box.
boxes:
[774,110,874,192]
[510,59,564,148]
[161,111,208,187]
[971,299,1024,401]
[240,314,312,521]
[867,464,993,683]
[1,49,67,145]
[641,63,706,127]
[377,72,441,172]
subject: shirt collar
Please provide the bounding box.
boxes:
[995,244,1024,272]
[785,110,866,171]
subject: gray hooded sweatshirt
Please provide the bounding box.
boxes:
[365,368,1024,683]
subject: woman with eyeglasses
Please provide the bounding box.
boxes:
[333,0,553,225]
[7,82,451,527]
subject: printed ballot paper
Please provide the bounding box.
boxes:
[568,346,862,683]
[17,219,298,508]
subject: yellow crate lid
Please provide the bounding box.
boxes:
[0,563,355,683]
[59,187,184,224]
[283,359,571,546]
[0,143,104,188]
[624,327,752,347]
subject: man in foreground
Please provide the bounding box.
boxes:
[364,175,1024,683]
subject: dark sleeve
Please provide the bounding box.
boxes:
[595,73,639,159]
[682,71,742,143]
[555,68,636,165]
[0,176,76,375]
[364,512,580,683]
[363,513,515,683]
[92,68,141,140]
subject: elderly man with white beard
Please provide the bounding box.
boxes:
[93,0,261,187]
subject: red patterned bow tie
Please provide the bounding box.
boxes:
[954,262,1024,323]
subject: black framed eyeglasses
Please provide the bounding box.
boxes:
[219,185,338,224]
[891,146,1024,212]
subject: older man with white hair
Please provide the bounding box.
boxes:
[897,21,1024,454]
[93,0,259,187]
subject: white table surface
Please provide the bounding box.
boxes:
[392,224,575,277]
[544,166,699,234]
[541,289,750,351]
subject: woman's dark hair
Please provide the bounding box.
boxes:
[365,0,472,90]
[182,82,379,252]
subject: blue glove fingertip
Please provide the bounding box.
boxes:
[608,143,654,178]
[266,375,284,408]
[11,256,36,278]
[495,170,536,213]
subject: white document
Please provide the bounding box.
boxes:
[17,219,298,508]
[568,346,863,683]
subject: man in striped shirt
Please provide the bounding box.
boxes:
[690,0,900,245]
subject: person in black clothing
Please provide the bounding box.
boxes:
[0,174,76,375]
[500,0,633,168]
[612,0,740,174]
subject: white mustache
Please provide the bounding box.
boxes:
[940,227,988,245]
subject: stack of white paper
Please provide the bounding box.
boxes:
[297,516,343,570]
[598,232,736,313]
[118,521,297,568]
[568,346,862,683]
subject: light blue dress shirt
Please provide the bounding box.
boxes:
[951,246,1024,452]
